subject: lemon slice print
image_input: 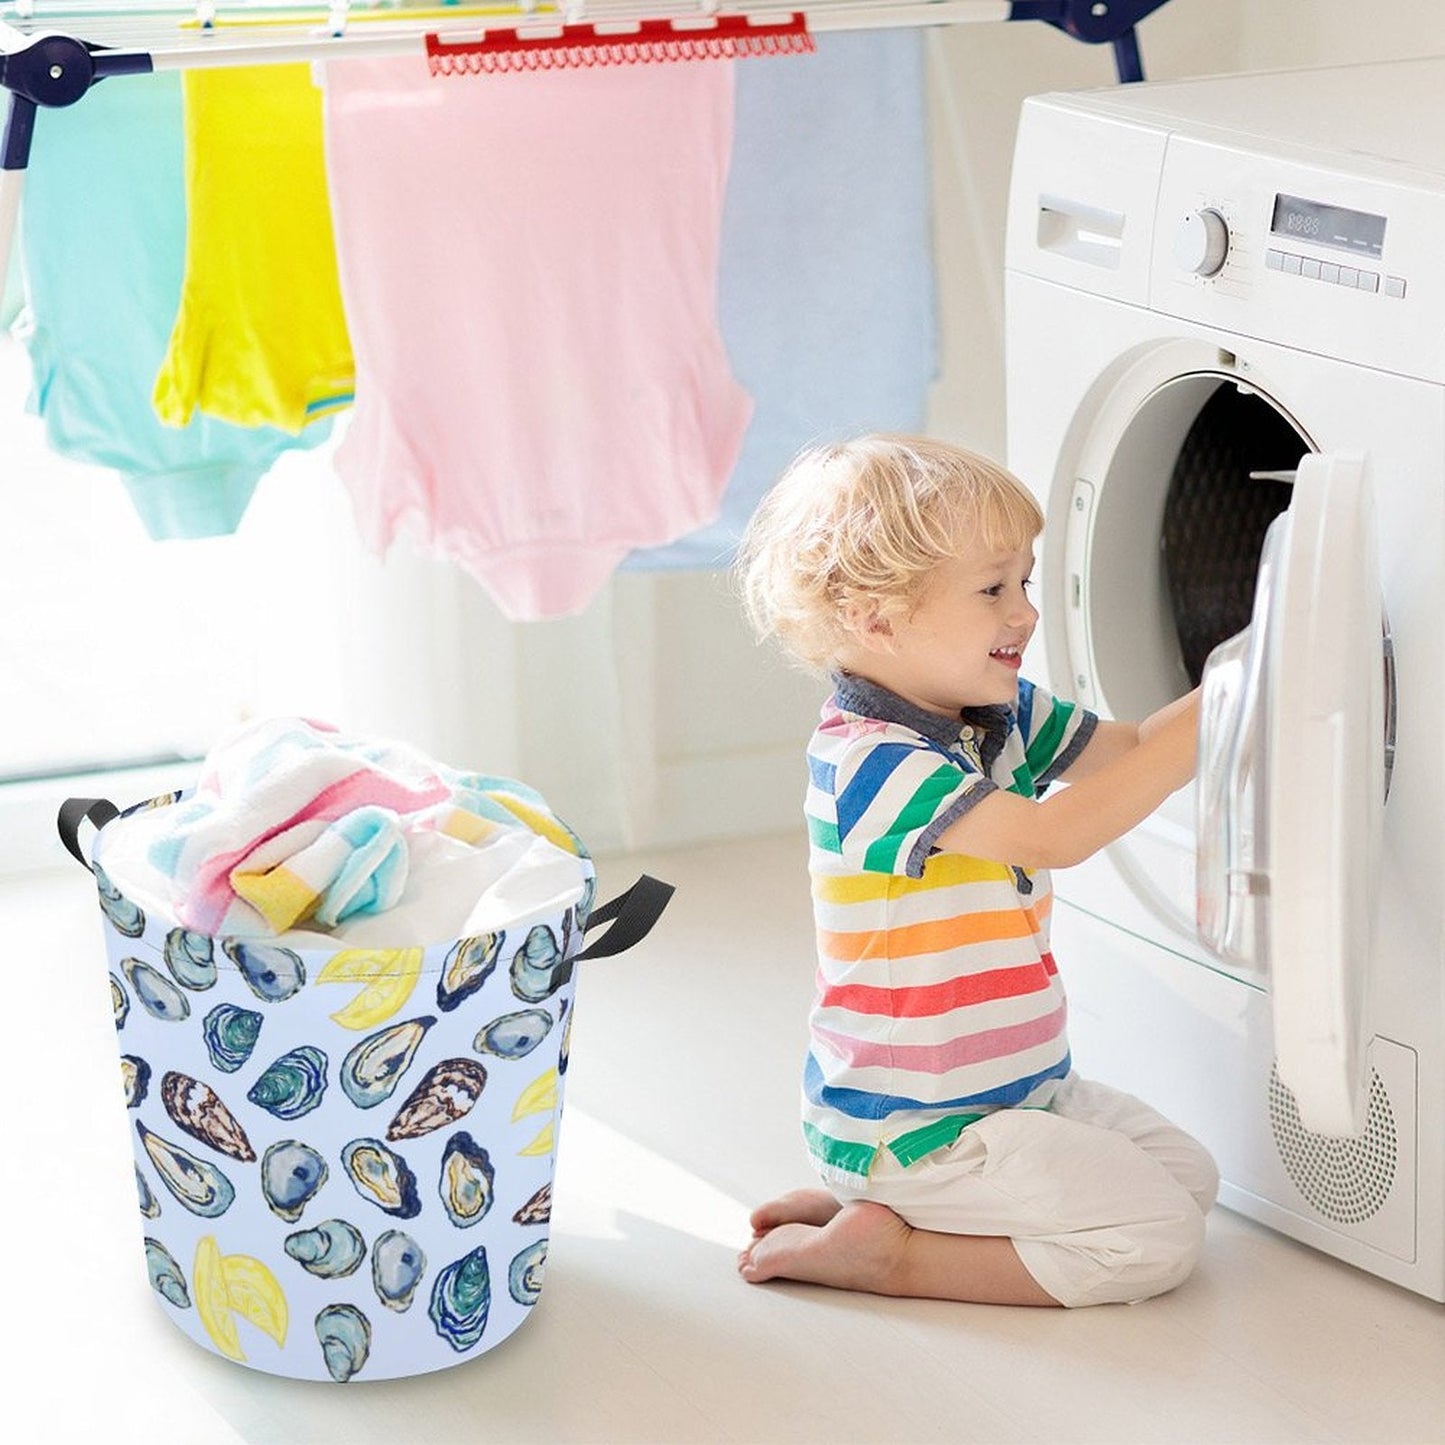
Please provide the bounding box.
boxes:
[194,1236,289,1362]
[316,947,424,1030]
[513,1067,558,1157]
[220,1253,289,1349]
[518,1122,555,1157]
[194,1236,244,1362]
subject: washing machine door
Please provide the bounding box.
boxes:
[1198,452,1386,1137]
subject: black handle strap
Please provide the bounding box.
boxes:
[577,874,675,960]
[57,796,119,868]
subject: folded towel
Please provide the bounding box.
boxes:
[227,803,409,933]
[142,717,494,936]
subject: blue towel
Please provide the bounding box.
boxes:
[14,72,329,541]
[625,31,938,571]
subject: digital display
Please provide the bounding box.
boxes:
[1271,193,1386,259]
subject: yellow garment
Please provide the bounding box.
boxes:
[153,64,353,434]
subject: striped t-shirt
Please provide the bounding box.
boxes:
[802,672,1098,1181]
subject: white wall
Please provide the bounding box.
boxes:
[1232,0,1445,70]
[351,0,1445,857]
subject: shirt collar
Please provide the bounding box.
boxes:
[830,672,1014,748]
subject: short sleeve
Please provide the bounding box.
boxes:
[819,732,996,880]
[1016,678,1098,793]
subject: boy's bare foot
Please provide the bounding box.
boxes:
[739,1199,911,1291]
[738,1197,1061,1306]
[748,1188,842,1238]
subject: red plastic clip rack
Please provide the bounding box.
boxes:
[425,13,815,73]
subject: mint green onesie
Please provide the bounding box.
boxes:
[15,71,328,539]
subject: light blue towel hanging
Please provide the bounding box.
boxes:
[625,30,938,571]
[13,71,329,540]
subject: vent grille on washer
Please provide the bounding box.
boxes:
[1268,1064,1397,1225]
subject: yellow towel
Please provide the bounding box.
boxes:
[153,64,354,434]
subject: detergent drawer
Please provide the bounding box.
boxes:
[1006,94,1166,305]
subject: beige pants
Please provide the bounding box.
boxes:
[827,1074,1219,1307]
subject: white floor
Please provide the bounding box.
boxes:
[8,830,1443,1444]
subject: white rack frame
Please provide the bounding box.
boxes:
[0,0,1166,350]
[1,2,1011,72]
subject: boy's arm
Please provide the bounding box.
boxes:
[936,689,1200,870]
[1057,687,1201,785]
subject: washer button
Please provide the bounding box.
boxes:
[1339,266,1359,287]
[1357,271,1380,292]
[1321,263,1340,284]
[1266,248,1285,270]
[1385,276,1407,298]
[1282,252,1302,275]
[1302,258,1322,279]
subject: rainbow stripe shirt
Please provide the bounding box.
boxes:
[801,673,1098,1181]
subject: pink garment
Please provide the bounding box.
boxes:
[322,55,752,620]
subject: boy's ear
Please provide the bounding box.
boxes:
[840,600,897,653]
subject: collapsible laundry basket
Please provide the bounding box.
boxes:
[59,790,672,1383]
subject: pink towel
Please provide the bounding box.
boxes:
[322,54,752,620]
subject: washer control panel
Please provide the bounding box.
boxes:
[1150,132,1445,381]
[1265,247,1406,297]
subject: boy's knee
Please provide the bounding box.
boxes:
[1123,1200,1209,1303]
[1150,1202,1209,1294]
[1047,1202,1209,1307]
[1188,1149,1221,1216]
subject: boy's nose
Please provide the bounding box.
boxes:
[1010,594,1039,627]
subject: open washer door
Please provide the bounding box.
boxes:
[1198,452,1387,1137]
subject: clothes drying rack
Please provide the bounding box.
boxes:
[0,0,1169,312]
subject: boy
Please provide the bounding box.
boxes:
[735,434,1216,1308]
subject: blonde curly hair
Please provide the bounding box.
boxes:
[736,434,1044,673]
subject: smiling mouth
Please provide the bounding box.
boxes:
[990,646,1023,668]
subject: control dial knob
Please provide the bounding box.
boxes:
[1174,208,1231,277]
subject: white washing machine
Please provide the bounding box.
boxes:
[1005,58,1445,1301]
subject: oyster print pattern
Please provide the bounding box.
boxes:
[92,791,595,1383]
